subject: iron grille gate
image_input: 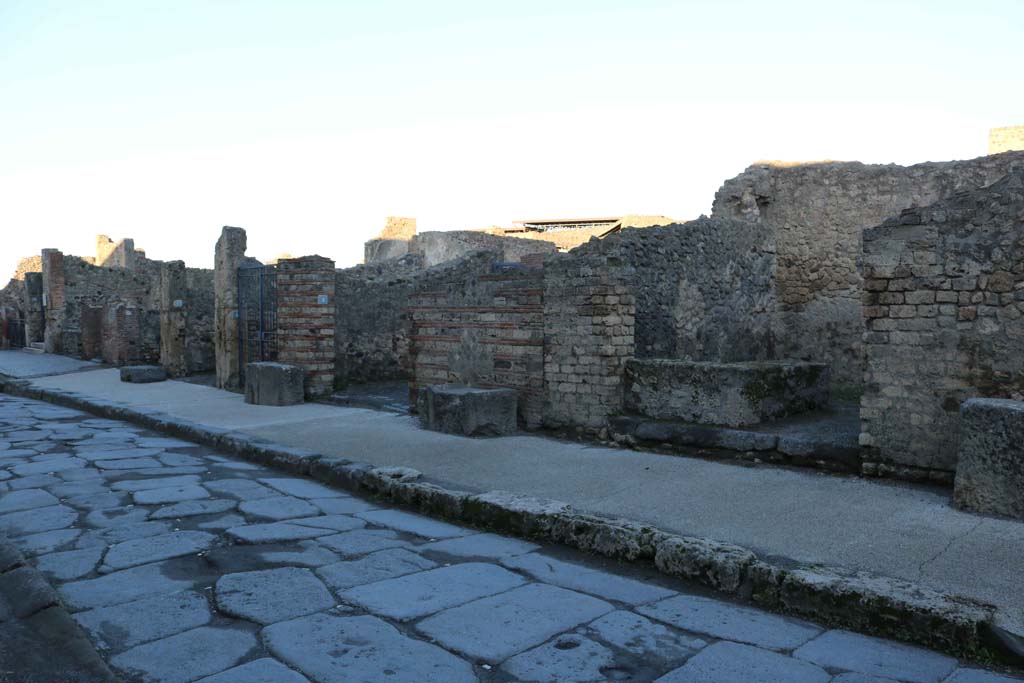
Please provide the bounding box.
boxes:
[3,318,26,348]
[237,264,279,384]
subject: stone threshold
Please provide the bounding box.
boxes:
[2,377,1021,668]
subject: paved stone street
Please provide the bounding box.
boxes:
[0,393,1020,683]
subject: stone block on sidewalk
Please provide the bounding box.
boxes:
[119,365,167,383]
[244,362,304,406]
[416,384,517,436]
[953,398,1024,519]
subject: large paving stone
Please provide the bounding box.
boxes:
[157,453,204,467]
[317,529,412,557]
[94,457,163,470]
[206,478,278,500]
[226,522,336,544]
[638,594,821,650]
[35,545,105,581]
[75,520,173,548]
[101,530,217,571]
[206,541,340,572]
[0,488,58,514]
[78,447,164,462]
[310,496,379,515]
[355,509,472,539]
[318,548,436,592]
[15,528,81,556]
[11,456,84,476]
[0,504,78,536]
[291,515,366,532]
[793,630,958,683]
[149,499,237,519]
[119,365,168,383]
[65,491,128,511]
[944,669,1024,682]
[263,612,476,683]
[133,484,210,505]
[260,477,345,499]
[239,495,320,521]
[59,558,205,610]
[194,658,311,683]
[421,533,539,559]
[7,474,61,490]
[656,641,830,683]
[215,567,335,625]
[85,506,151,528]
[503,553,676,606]
[110,625,258,683]
[136,437,194,449]
[502,634,615,683]
[111,474,201,492]
[75,590,212,650]
[341,562,526,621]
[416,583,614,663]
[585,610,707,662]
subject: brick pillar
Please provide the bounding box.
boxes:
[276,255,336,398]
[41,249,66,354]
[214,227,247,389]
[160,260,188,377]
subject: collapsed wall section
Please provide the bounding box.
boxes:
[712,152,1024,387]
[860,168,1024,475]
[407,252,546,427]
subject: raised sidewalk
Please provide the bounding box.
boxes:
[1,352,1022,654]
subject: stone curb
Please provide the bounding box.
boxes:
[0,533,120,682]
[2,378,1020,666]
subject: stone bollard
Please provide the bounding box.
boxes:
[245,362,305,406]
[417,384,517,436]
[119,365,168,383]
[953,398,1024,519]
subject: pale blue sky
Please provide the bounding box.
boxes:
[1,0,1021,274]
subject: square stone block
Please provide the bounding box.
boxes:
[624,360,830,427]
[119,365,167,383]
[954,398,1024,519]
[245,362,304,406]
[417,384,517,436]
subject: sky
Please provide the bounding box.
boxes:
[1,0,1022,277]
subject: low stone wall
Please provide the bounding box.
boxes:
[623,360,829,427]
[408,231,556,267]
[408,252,546,428]
[860,168,1024,475]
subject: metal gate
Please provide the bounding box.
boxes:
[3,318,26,348]
[237,264,278,383]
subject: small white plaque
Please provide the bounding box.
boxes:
[173,299,184,308]
[317,294,329,305]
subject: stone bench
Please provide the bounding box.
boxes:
[417,384,517,436]
[119,365,167,383]
[953,398,1024,519]
[624,360,830,427]
[245,362,304,406]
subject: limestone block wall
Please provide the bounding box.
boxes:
[159,261,215,377]
[334,254,425,386]
[408,231,557,268]
[276,255,336,398]
[543,245,636,430]
[407,252,546,428]
[214,227,248,389]
[860,168,1024,476]
[712,152,1024,387]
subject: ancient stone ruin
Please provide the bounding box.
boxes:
[4,144,1021,515]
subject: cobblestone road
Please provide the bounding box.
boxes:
[0,394,1019,683]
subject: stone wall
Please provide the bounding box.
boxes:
[159,261,215,377]
[860,168,1024,476]
[334,254,425,386]
[543,245,635,430]
[276,255,336,398]
[214,227,248,389]
[408,231,556,268]
[989,126,1024,154]
[712,152,1024,387]
[407,252,546,427]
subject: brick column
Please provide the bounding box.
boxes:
[214,227,247,389]
[41,249,66,354]
[277,255,336,398]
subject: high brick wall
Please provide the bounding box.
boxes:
[334,254,425,385]
[407,252,546,428]
[860,168,1024,476]
[712,152,1024,387]
[989,126,1024,154]
[543,245,635,430]
[277,255,336,398]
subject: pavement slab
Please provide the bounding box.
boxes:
[793,630,958,683]
[656,641,830,683]
[226,521,337,544]
[205,478,279,500]
[309,496,379,515]
[421,532,539,559]
[100,530,217,571]
[215,567,336,625]
[263,612,476,683]
[0,504,78,536]
[259,477,346,499]
[85,506,150,528]
[132,483,210,505]
[341,562,527,620]
[238,495,321,521]
[15,528,82,556]
[316,528,412,557]
[110,474,201,492]
[109,625,259,683]
[35,545,106,580]
[194,658,311,683]
[355,509,473,539]
[290,514,366,532]
[416,583,615,663]
[584,610,707,662]
[59,558,207,610]
[74,590,213,650]
[503,552,677,606]
[317,547,436,591]
[148,498,238,519]
[0,488,59,514]
[638,594,822,651]
[503,633,618,682]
